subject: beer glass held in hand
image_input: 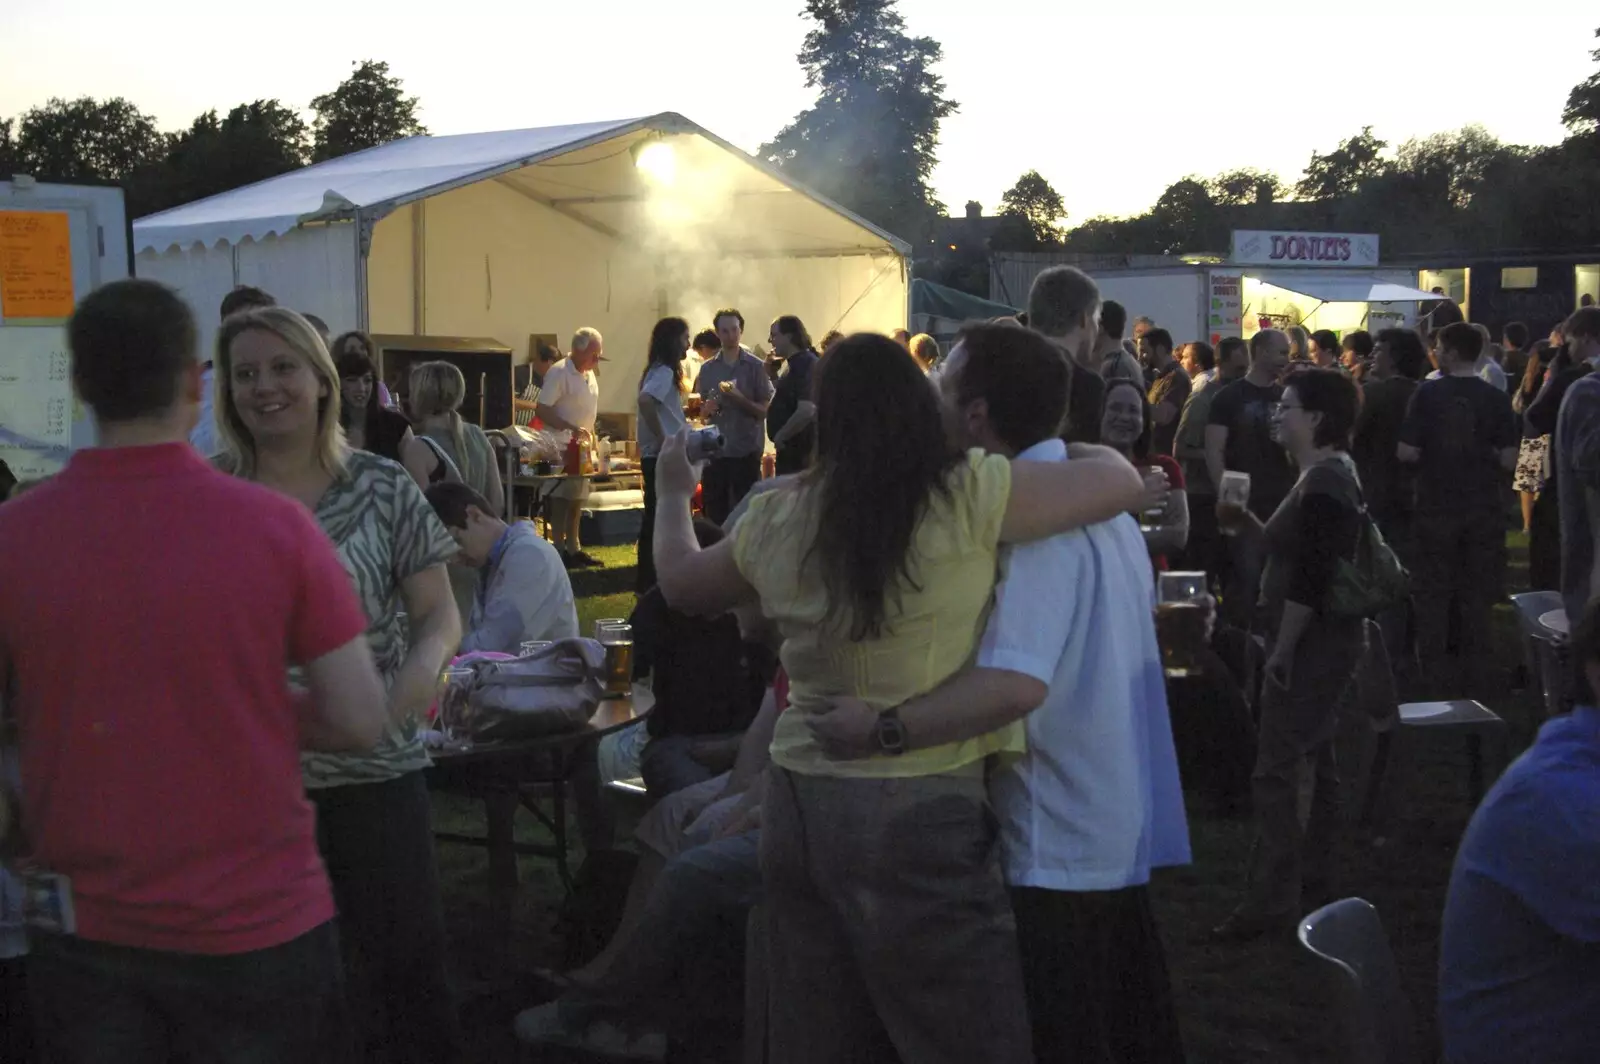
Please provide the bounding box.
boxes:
[1216,470,1252,536]
[1155,571,1210,678]
[598,623,634,697]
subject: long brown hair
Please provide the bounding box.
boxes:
[804,333,960,640]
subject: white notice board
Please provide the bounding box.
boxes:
[0,181,129,480]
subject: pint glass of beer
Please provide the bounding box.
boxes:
[1155,571,1209,678]
[1216,471,1252,537]
[593,618,626,640]
[598,623,634,696]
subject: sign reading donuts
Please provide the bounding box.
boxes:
[1230,230,1380,269]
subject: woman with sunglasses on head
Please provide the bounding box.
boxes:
[213,307,463,1063]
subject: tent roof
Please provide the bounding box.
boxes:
[133,112,909,257]
[1249,271,1442,304]
[910,278,1018,321]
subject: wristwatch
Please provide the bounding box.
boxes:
[873,707,908,757]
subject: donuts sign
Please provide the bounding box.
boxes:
[1230,230,1380,269]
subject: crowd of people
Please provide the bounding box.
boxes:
[0,261,1594,1064]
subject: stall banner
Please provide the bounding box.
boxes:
[1208,271,1243,344]
[1231,230,1379,269]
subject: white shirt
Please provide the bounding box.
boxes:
[189,365,219,456]
[539,358,599,434]
[637,364,687,458]
[1427,359,1509,391]
[980,439,1191,892]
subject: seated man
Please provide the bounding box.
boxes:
[424,482,577,654]
[1438,596,1600,1064]
[516,605,785,1061]
[628,518,775,797]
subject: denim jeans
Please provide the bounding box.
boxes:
[312,771,462,1064]
[563,828,762,1042]
[640,732,738,799]
[28,922,345,1064]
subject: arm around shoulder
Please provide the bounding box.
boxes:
[1000,445,1143,544]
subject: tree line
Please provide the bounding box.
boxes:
[0,60,425,218]
[6,5,1600,282]
[975,28,1600,270]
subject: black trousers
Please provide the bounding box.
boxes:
[312,772,462,1064]
[28,922,345,1064]
[1,955,35,1063]
[774,446,808,476]
[701,454,762,526]
[1011,885,1186,1064]
[636,456,659,593]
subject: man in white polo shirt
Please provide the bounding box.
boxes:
[537,327,605,568]
[810,320,1191,1064]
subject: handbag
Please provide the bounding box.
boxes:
[446,638,607,742]
[1326,480,1410,620]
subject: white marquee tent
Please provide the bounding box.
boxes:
[134,113,910,414]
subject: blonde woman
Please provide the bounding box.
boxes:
[213,307,464,1062]
[404,361,504,506]
[907,333,941,375]
[404,360,504,624]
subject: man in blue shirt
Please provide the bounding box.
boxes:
[810,319,1191,1064]
[423,482,577,654]
[1438,597,1600,1063]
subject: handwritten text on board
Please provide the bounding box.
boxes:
[0,211,75,320]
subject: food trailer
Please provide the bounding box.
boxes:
[1081,231,1443,346]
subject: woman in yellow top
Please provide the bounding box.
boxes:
[653,329,1146,1064]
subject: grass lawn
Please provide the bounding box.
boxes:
[435,534,1540,1062]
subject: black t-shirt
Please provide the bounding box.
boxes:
[1064,363,1105,444]
[1206,377,1294,517]
[1353,376,1419,525]
[767,349,818,458]
[629,588,775,738]
[1148,363,1192,456]
[1398,375,1519,515]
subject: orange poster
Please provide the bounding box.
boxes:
[0,211,75,320]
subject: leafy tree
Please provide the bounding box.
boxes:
[761,0,957,246]
[1150,177,1218,253]
[1294,126,1388,201]
[1391,125,1511,210]
[310,60,426,162]
[0,118,19,176]
[156,101,309,210]
[14,96,166,181]
[995,169,1066,248]
[1564,27,1600,137]
[1208,167,1283,206]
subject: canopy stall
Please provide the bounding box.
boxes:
[134,114,910,415]
[1243,270,1442,338]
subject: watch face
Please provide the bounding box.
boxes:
[875,715,908,756]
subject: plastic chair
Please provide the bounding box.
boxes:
[1298,898,1419,1064]
[1509,591,1568,717]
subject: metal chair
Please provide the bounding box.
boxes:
[1298,898,1419,1064]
